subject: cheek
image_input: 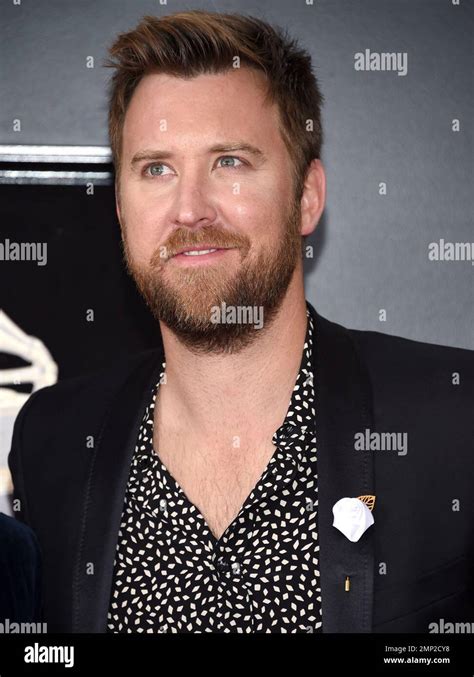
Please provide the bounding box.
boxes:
[231,197,280,230]
[230,197,286,251]
[121,202,163,262]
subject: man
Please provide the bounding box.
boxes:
[8,10,474,633]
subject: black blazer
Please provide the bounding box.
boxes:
[0,512,42,623]
[7,302,474,632]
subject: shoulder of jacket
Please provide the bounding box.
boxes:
[347,324,474,367]
[15,346,162,430]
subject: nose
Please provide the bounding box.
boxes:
[171,170,218,230]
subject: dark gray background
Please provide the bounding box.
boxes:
[1,0,473,349]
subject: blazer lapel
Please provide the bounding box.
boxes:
[308,302,375,632]
[73,345,165,632]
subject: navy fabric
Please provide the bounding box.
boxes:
[0,512,42,623]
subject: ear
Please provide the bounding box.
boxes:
[300,159,326,237]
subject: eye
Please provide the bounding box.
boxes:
[143,163,173,177]
[216,156,246,169]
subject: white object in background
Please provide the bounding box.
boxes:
[0,309,58,514]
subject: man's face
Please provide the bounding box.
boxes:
[117,67,305,354]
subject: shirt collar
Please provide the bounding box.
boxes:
[134,302,316,508]
[141,301,315,461]
[272,301,315,440]
[264,302,316,486]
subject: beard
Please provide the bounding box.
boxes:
[121,198,302,355]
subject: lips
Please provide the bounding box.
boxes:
[172,246,228,257]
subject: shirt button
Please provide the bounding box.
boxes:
[231,562,241,575]
[216,557,229,573]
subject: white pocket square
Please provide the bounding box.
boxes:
[332,496,375,542]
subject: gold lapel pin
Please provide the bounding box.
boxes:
[342,495,376,592]
[358,494,376,511]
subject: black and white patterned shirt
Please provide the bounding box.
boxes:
[107,303,322,633]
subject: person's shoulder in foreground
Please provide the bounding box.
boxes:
[0,511,42,623]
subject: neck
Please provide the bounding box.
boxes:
[157,272,309,437]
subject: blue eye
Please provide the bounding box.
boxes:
[145,163,171,177]
[142,156,246,178]
[217,156,244,169]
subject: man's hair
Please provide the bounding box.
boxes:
[105,10,324,201]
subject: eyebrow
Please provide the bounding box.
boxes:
[130,142,267,168]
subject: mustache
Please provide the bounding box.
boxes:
[151,226,251,264]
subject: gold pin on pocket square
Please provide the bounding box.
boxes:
[357,495,376,511]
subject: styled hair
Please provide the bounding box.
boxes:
[104,10,324,201]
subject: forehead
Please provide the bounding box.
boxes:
[121,68,283,154]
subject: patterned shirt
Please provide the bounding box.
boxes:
[107,303,322,633]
